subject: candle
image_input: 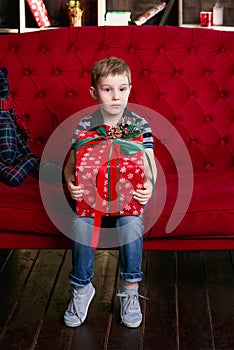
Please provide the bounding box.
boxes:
[200,12,213,27]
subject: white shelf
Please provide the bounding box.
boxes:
[181,24,234,31]
[178,0,234,32]
[0,28,19,34]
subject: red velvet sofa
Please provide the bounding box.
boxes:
[0,25,234,250]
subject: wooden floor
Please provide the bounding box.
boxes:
[0,249,233,350]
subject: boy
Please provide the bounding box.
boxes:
[64,57,157,328]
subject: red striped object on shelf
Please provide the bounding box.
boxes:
[26,0,52,27]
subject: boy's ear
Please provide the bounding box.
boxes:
[89,86,97,100]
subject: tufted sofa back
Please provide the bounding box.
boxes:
[1,26,234,174]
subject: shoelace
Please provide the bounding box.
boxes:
[68,288,86,322]
[116,291,148,313]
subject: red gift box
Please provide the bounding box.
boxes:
[74,125,145,218]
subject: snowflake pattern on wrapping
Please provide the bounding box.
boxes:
[75,128,144,217]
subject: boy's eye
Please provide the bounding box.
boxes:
[102,86,128,92]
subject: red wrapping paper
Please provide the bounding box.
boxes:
[74,127,145,218]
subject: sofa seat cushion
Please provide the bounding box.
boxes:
[1,168,234,243]
[146,170,234,239]
[0,176,62,236]
[1,168,234,248]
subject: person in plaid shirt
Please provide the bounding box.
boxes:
[0,68,40,186]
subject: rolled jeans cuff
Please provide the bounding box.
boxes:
[120,271,143,283]
[69,272,94,287]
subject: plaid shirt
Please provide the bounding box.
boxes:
[72,108,154,150]
[0,110,39,186]
[0,70,9,100]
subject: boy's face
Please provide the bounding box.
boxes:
[89,74,131,119]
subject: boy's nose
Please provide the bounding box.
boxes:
[112,91,120,100]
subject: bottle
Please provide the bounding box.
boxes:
[213,1,224,26]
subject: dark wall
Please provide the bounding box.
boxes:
[0,0,19,28]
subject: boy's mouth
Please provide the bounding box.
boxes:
[111,104,122,108]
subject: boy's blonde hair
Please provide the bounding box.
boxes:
[91,56,131,88]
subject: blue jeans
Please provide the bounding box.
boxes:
[69,216,144,287]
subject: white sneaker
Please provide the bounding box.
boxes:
[117,285,143,328]
[64,282,95,327]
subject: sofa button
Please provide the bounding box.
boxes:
[36,139,42,146]
[205,115,212,121]
[10,46,17,53]
[189,47,196,53]
[24,69,30,76]
[52,114,58,122]
[23,113,30,121]
[220,138,226,145]
[10,90,16,98]
[40,46,47,53]
[53,69,60,75]
[191,139,197,146]
[219,90,225,98]
[174,69,181,77]
[68,90,75,97]
[129,46,135,53]
[38,90,46,98]
[205,162,212,170]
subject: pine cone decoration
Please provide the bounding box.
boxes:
[108,125,122,138]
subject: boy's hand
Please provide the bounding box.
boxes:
[66,174,83,200]
[132,181,153,205]
[64,151,83,200]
